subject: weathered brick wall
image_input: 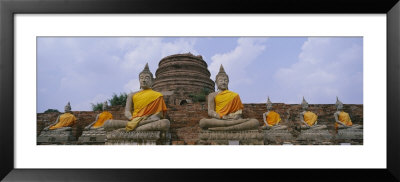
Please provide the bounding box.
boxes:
[37,103,363,144]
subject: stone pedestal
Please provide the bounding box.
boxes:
[263,130,294,144]
[105,130,171,145]
[296,129,333,144]
[335,129,363,144]
[199,130,264,145]
[77,130,107,144]
[37,130,76,144]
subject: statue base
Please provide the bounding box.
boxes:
[296,129,332,144]
[37,130,76,144]
[199,130,264,145]
[105,130,171,145]
[335,129,363,144]
[77,130,107,144]
[263,130,294,144]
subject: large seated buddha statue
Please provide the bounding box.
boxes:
[262,97,287,130]
[334,97,362,130]
[84,101,113,131]
[299,97,327,130]
[43,102,77,131]
[103,63,170,132]
[199,65,259,131]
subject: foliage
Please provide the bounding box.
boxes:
[91,102,103,112]
[90,92,128,111]
[108,92,128,106]
[44,109,60,113]
[189,87,212,103]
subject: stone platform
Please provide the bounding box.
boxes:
[263,130,294,144]
[198,130,264,145]
[335,129,363,144]
[37,130,76,144]
[296,129,333,144]
[105,130,171,145]
[77,130,107,144]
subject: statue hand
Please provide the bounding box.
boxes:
[222,115,228,120]
[84,126,90,130]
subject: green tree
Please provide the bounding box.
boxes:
[91,102,103,111]
[108,92,128,106]
[189,87,212,102]
[44,109,60,113]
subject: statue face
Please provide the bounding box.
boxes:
[64,105,71,112]
[301,103,308,110]
[267,104,272,110]
[216,75,229,90]
[337,103,343,110]
[139,73,153,89]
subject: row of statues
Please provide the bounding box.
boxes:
[42,64,362,136]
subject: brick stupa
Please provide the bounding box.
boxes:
[153,53,215,105]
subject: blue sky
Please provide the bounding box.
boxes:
[37,37,363,112]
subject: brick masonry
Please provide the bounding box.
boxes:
[37,103,362,145]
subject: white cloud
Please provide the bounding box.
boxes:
[123,79,140,93]
[208,38,267,87]
[274,38,363,104]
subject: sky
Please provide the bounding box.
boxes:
[37,37,363,113]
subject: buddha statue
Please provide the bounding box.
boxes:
[84,101,113,131]
[262,97,287,130]
[334,97,362,130]
[299,97,327,130]
[199,65,259,131]
[103,63,170,132]
[43,102,77,131]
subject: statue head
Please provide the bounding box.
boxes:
[102,101,108,111]
[266,96,273,110]
[139,63,154,89]
[301,97,308,110]
[215,64,229,91]
[335,96,343,111]
[64,102,71,113]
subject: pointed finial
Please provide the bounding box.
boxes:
[219,64,226,74]
[301,96,308,108]
[215,64,229,81]
[335,96,343,108]
[267,96,272,104]
[139,62,154,78]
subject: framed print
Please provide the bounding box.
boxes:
[1,0,399,181]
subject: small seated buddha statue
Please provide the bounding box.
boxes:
[43,102,77,131]
[299,97,327,130]
[199,65,259,131]
[262,97,287,130]
[334,97,362,130]
[103,63,170,132]
[84,101,113,131]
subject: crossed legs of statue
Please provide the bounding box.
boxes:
[199,118,259,131]
[301,125,327,130]
[337,124,363,130]
[103,119,170,131]
[262,125,288,130]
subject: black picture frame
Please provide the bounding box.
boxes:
[1,0,399,181]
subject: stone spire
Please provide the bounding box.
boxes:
[216,64,229,81]
[139,63,154,78]
[65,101,71,112]
[335,96,343,110]
[301,96,308,109]
[266,96,273,110]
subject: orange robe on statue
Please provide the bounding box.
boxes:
[126,89,167,131]
[92,111,113,128]
[303,111,318,126]
[265,111,281,126]
[49,113,77,130]
[215,90,244,118]
[335,111,353,130]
